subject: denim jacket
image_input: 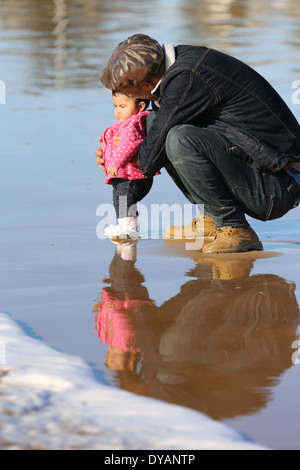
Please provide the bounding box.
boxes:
[139,45,300,177]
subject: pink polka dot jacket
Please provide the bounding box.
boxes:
[103,111,151,184]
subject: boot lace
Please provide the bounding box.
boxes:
[209,227,234,238]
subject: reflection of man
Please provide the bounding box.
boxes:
[134,258,300,419]
[97,34,300,253]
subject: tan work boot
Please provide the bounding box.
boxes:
[202,226,263,254]
[163,216,216,240]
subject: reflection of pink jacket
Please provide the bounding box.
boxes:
[103,111,150,184]
[97,289,153,352]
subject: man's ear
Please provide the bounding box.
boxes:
[140,81,154,90]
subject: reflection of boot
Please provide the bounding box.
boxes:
[195,256,253,280]
[203,227,263,254]
[211,258,253,280]
[112,239,138,261]
[163,216,216,240]
[105,216,140,240]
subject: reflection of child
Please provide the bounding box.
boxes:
[102,91,154,239]
[92,240,154,371]
[93,281,154,371]
[96,289,140,353]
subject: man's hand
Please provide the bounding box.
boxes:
[95,136,105,172]
[289,162,300,169]
[282,162,300,172]
[271,162,300,173]
[131,154,140,167]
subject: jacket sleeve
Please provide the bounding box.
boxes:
[139,70,220,177]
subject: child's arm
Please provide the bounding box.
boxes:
[105,136,121,175]
[101,127,117,176]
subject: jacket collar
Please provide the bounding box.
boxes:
[151,43,176,106]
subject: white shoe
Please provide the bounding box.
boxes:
[104,224,122,238]
[104,216,140,240]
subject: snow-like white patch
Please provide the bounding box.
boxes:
[0,313,269,450]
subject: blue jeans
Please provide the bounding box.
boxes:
[163,124,294,229]
[111,178,153,219]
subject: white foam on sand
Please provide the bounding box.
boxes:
[0,312,269,450]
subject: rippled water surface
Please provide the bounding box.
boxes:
[1,0,300,450]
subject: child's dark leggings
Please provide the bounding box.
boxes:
[111,178,154,219]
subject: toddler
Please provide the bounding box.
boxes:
[102,90,154,239]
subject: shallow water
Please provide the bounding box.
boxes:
[1,0,300,450]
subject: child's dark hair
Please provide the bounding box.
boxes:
[112,90,150,110]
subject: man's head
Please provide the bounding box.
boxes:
[100,34,165,100]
